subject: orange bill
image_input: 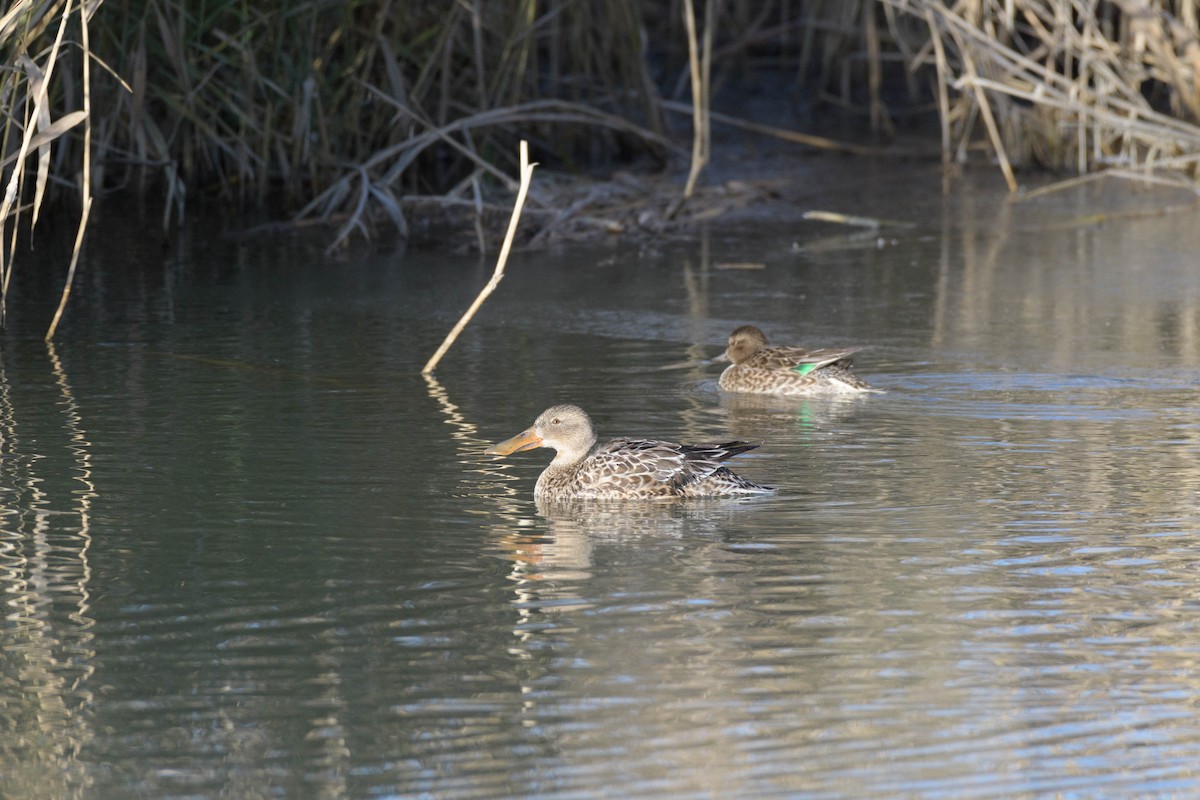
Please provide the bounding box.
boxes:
[484,428,543,456]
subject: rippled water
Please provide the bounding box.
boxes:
[4,165,1200,797]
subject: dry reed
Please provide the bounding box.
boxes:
[422,140,535,375]
[11,0,1200,337]
[676,0,714,212]
[29,2,1200,224]
[87,0,672,251]
[878,0,1200,187]
[0,0,97,338]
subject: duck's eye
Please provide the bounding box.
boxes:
[552,418,560,425]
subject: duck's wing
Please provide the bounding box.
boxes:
[747,345,864,373]
[568,438,679,496]
[675,441,771,494]
[579,438,760,493]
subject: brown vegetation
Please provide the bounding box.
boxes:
[4,1,1200,333]
[882,0,1200,191]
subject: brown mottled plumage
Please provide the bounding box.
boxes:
[717,325,877,395]
[484,404,773,500]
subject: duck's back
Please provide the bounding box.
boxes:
[537,438,770,499]
[720,343,876,395]
[744,345,862,372]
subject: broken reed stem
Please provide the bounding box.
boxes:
[0,0,73,328]
[421,139,536,375]
[924,7,952,167]
[46,0,93,341]
[46,197,91,340]
[678,0,710,203]
[864,3,887,134]
[959,45,1018,192]
[701,0,713,163]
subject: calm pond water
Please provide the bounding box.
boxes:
[4,162,1200,798]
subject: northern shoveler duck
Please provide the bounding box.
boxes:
[484,404,773,500]
[717,325,877,395]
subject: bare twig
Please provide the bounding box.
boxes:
[677,0,712,207]
[803,210,915,229]
[421,140,536,375]
[924,7,952,167]
[959,45,1018,192]
[47,0,95,340]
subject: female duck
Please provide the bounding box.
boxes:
[485,404,772,500]
[717,324,876,395]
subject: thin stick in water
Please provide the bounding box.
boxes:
[676,0,711,207]
[421,140,536,375]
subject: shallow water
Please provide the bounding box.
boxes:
[5,164,1200,798]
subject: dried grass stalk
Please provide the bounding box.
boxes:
[47,0,97,341]
[678,0,714,207]
[0,0,96,334]
[422,140,536,376]
[882,0,1200,185]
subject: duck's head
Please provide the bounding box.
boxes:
[485,404,598,464]
[720,325,769,365]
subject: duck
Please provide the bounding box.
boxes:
[717,324,877,395]
[484,404,773,500]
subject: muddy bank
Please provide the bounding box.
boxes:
[395,129,946,254]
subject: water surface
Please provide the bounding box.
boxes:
[4,164,1200,797]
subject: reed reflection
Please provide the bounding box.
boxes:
[423,372,522,505]
[933,173,1200,364]
[424,374,570,653]
[0,342,97,799]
